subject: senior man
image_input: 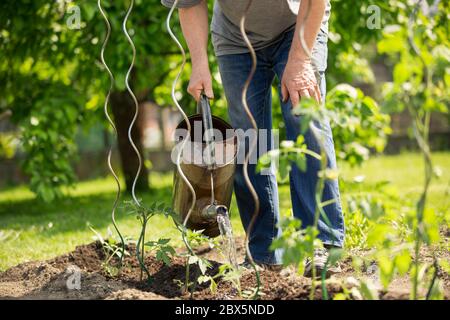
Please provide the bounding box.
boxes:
[162,0,345,276]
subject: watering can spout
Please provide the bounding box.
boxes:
[201,204,228,222]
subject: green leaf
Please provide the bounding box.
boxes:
[294,153,307,172]
[198,258,208,275]
[395,251,411,275]
[158,238,170,245]
[358,280,379,300]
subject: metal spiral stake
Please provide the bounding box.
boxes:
[166,0,198,264]
[239,0,261,299]
[122,0,151,280]
[98,0,125,264]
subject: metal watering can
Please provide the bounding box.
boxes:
[172,94,237,237]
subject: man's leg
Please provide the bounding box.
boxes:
[272,30,345,247]
[217,52,283,265]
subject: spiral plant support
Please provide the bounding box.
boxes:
[238,0,262,298]
[167,0,198,258]
[121,0,155,280]
[97,0,125,264]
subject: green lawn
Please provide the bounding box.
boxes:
[0,152,448,271]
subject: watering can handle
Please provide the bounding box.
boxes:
[198,93,216,170]
[197,93,212,132]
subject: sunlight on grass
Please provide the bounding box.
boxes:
[0,152,448,271]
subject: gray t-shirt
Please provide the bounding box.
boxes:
[162,0,331,57]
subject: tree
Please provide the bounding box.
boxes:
[0,0,200,200]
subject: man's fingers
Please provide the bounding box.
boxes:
[188,78,214,101]
[203,81,214,99]
[314,84,322,103]
[281,84,289,102]
[289,88,300,107]
[188,82,204,101]
[308,87,320,103]
[188,88,201,101]
[300,89,310,100]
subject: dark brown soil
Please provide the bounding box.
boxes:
[0,239,448,300]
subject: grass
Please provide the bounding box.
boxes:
[0,152,448,271]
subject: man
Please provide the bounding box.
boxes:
[162,0,345,276]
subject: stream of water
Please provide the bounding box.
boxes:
[216,209,238,268]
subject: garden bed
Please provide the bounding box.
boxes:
[1,238,447,300]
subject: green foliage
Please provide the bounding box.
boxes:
[325,84,391,165]
[258,84,391,181]
[271,217,321,275]
[22,92,83,201]
[379,9,449,115]
[257,136,317,182]
[145,238,176,266]
[0,132,17,159]
[376,0,449,299]
[327,0,402,86]
[332,51,376,86]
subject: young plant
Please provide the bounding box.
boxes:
[89,225,131,277]
[377,1,449,299]
[174,227,215,296]
[125,200,178,283]
[198,253,244,297]
[145,238,176,266]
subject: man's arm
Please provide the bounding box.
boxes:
[281,0,326,106]
[178,0,214,101]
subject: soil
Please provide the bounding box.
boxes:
[0,238,448,300]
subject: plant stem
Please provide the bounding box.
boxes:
[309,124,328,301]
[141,217,147,280]
[185,259,190,294]
[322,263,329,300]
[426,260,439,300]
[136,215,151,282]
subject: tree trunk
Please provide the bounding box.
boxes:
[110,91,149,192]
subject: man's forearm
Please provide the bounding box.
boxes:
[179,1,209,67]
[289,0,326,61]
[178,1,213,100]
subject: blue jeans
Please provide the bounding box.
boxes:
[217,29,345,265]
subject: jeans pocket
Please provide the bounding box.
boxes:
[312,29,328,73]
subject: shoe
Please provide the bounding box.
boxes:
[303,247,342,278]
[240,261,283,272]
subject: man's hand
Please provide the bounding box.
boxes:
[281,58,321,107]
[187,61,214,101]
[282,0,326,107]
